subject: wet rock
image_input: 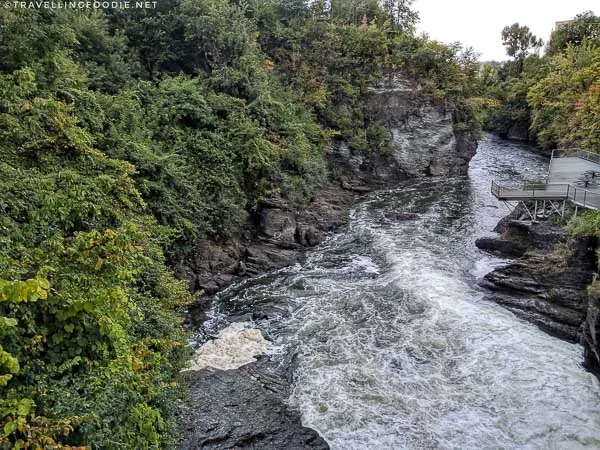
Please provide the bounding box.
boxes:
[237,260,247,276]
[478,216,567,259]
[493,203,529,233]
[488,294,584,340]
[189,295,213,326]
[260,206,296,238]
[475,237,527,258]
[244,245,298,271]
[583,290,600,376]
[503,220,567,249]
[198,280,220,295]
[192,239,241,273]
[340,180,373,193]
[215,274,235,288]
[178,359,330,450]
[479,222,597,342]
[304,226,322,247]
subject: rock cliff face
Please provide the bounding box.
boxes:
[178,76,478,296]
[175,185,357,296]
[479,226,595,341]
[477,210,600,373]
[330,77,478,184]
[583,291,600,376]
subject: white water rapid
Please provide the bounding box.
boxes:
[200,135,600,449]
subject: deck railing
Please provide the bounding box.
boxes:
[492,180,569,199]
[494,147,600,210]
[551,148,600,164]
[568,186,600,209]
[491,180,600,209]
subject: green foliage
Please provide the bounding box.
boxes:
[0,55,191,448]
[479,14,599,149]
[478,55,546,138]
[70,11,141,93]
[528,40,600,149]
[0,0,481,447]
[501,23,543,63]
[401,38,481,103]
[568,210,600,238]
[547,12,600,57]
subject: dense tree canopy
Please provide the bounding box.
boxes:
[479,12,600,150]
[528,41,600,148]
[0,1,480,448]
[547,11,600,57]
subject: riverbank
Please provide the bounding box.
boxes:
[175,182,359,449]
[476,205,600,374]
[176,177,445,449]
[175,183,360,449]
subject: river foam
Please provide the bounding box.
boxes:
[184,322,267,371]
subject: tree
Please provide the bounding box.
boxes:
[528,41,600,149]
[501,23,543,64]
[380,0,418,30]
[547,11,600,56]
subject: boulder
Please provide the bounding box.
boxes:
[475,237,527,258]
[178,358,329,450]
[259,206,296,238]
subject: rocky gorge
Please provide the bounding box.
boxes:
[175,77,600,449]
[5,3,598,448]
[176,77,479,449]
[178,133,600,448]
[176,77,478,298]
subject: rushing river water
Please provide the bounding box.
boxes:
[200,134,600,449]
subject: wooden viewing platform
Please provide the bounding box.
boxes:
[491,148,600,217]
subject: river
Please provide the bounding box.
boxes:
[198,134,600,449]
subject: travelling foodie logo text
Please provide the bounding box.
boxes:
[3,1,157,8]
